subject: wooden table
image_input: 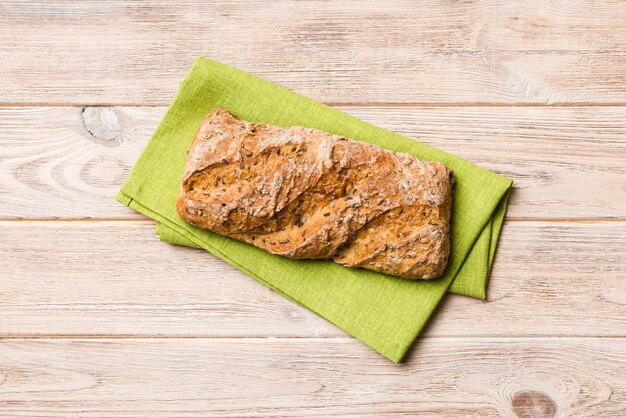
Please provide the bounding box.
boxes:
[1,1,625,416]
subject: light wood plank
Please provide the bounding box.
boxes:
[1,106,625,220]
[1,1,625,105]
[1,221,624,338]
[0,338,624,416]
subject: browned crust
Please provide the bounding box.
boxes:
[177,109,454,280]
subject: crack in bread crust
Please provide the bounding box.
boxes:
[177,109,454,280]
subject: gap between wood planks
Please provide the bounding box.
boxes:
[0,335,624,340]
[1,218,625,224]
[4,102,626,108]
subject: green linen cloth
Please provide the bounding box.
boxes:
[117,58,512,362]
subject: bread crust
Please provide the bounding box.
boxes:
[177,109,454,280]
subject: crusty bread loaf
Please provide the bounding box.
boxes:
[177,109,454,280]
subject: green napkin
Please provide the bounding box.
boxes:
[117,58,512,362]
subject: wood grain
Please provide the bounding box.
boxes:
[1,221,623,338]
[0,338,624,417]
[2,2,625,415]
[1,0,625,105]
[1,106,625,220]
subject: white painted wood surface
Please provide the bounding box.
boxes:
[1,338,624,417]
[1,0,625,416]
[1,106,625,220]
[0,0,625,105]
[1,221,624,338]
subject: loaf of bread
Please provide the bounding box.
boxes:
[177,109,454,280]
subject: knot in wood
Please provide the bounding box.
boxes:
[81,107,121,142]
[512,390,557,418]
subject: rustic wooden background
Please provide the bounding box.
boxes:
[1,1,625,416]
